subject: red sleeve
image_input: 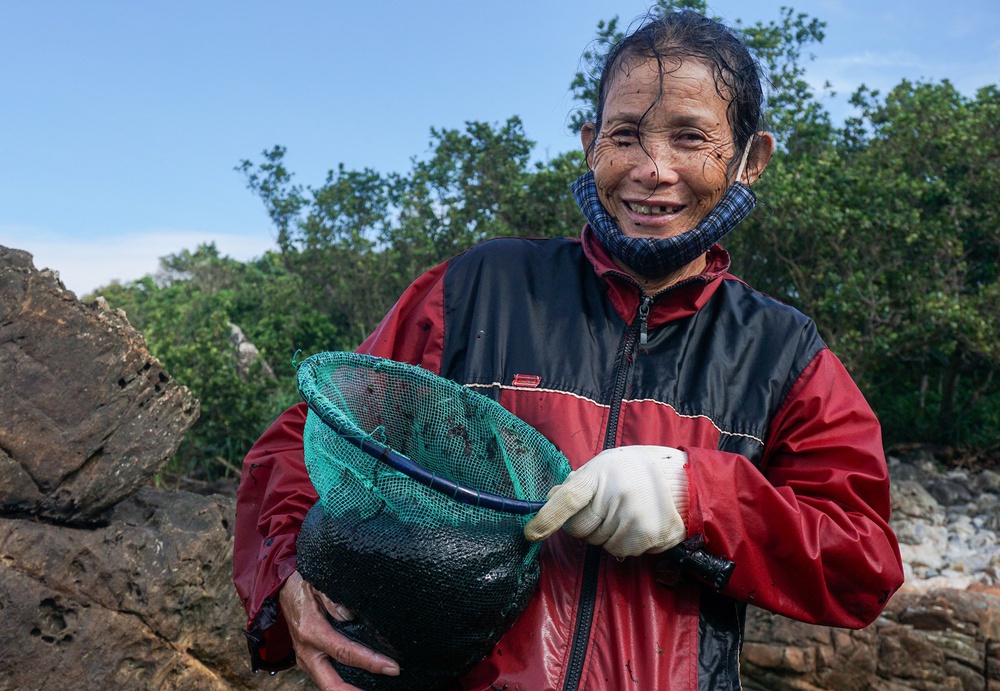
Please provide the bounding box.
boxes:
[233,403,313,671]
[356,261,448,373]
[231,261,449,671]
[684,348,904,628]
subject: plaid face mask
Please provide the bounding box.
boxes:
[572,170,757,281]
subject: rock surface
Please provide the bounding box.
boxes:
[742,587,1000,690]
[0,247,304,689]
[0,487,305,690]
[741,448,1000,690]
[229,322,275,381]
[889,448,1000,592]
[0,246,199,523]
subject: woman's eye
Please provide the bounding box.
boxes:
[610,129,639,146]
[677,131,706,145]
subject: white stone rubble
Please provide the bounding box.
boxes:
[889,452,1000,593]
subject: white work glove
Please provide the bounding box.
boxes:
[524,446,689,558]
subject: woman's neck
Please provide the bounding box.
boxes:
[613,253,708,295]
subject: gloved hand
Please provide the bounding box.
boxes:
[523,446,689,558]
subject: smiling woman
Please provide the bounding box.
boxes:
[585,59,742,236]
[576,59,773,293]
[576,14,774,294]
[233,8,903,691]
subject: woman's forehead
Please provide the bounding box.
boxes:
[606,55,717,95]
[602,57,729,125]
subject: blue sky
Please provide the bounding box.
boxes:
[2,0,997,296]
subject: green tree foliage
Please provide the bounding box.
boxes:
[237,118,587,346]
[728,82,1000,447]
[97,245,330,479]
[99,4,999,480]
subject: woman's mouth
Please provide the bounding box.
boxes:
[624,201,684,217]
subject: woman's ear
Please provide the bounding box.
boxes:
[743,131,775,185]
[581,122,597,168]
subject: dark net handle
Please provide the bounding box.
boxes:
[340,432,735,589]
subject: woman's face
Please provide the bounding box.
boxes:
[582,57,738,240]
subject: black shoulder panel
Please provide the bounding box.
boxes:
[440,237,624,405]
[630,280,826,463]
[440,238,826,464]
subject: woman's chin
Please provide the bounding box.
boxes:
[619,225,688,240]
[615,211,693,239]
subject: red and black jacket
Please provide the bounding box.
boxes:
[234,229,904,690]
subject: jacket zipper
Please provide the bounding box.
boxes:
[638,295,653,345]
[562,293,648,691]
[562,544,602,691]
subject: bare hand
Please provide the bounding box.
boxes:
[279,569,400,690]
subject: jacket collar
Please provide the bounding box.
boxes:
[580,224,732,327]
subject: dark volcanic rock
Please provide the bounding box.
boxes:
[0,246,199,523]
[0,487,305,690]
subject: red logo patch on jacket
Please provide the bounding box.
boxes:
[512,374,541,388]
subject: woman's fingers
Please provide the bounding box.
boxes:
[524,470,598,542]
[279,570,399,689]
[313,586,355,622]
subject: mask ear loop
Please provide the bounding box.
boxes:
[734,135,755,185]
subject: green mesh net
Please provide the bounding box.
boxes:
[294,351,571,690]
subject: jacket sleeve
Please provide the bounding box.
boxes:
[233,402,313,672]
[231,261,449,671]
[684,347,904,628]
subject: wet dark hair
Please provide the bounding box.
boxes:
[588,9,765,178]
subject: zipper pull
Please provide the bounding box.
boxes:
[638,295,652,345]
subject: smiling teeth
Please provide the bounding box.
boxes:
[631,203,678,215]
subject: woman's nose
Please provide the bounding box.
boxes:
[629,142,681,188]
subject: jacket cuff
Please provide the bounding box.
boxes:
[244,596,296,673]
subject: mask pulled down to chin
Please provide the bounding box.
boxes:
[572,169,757,281]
